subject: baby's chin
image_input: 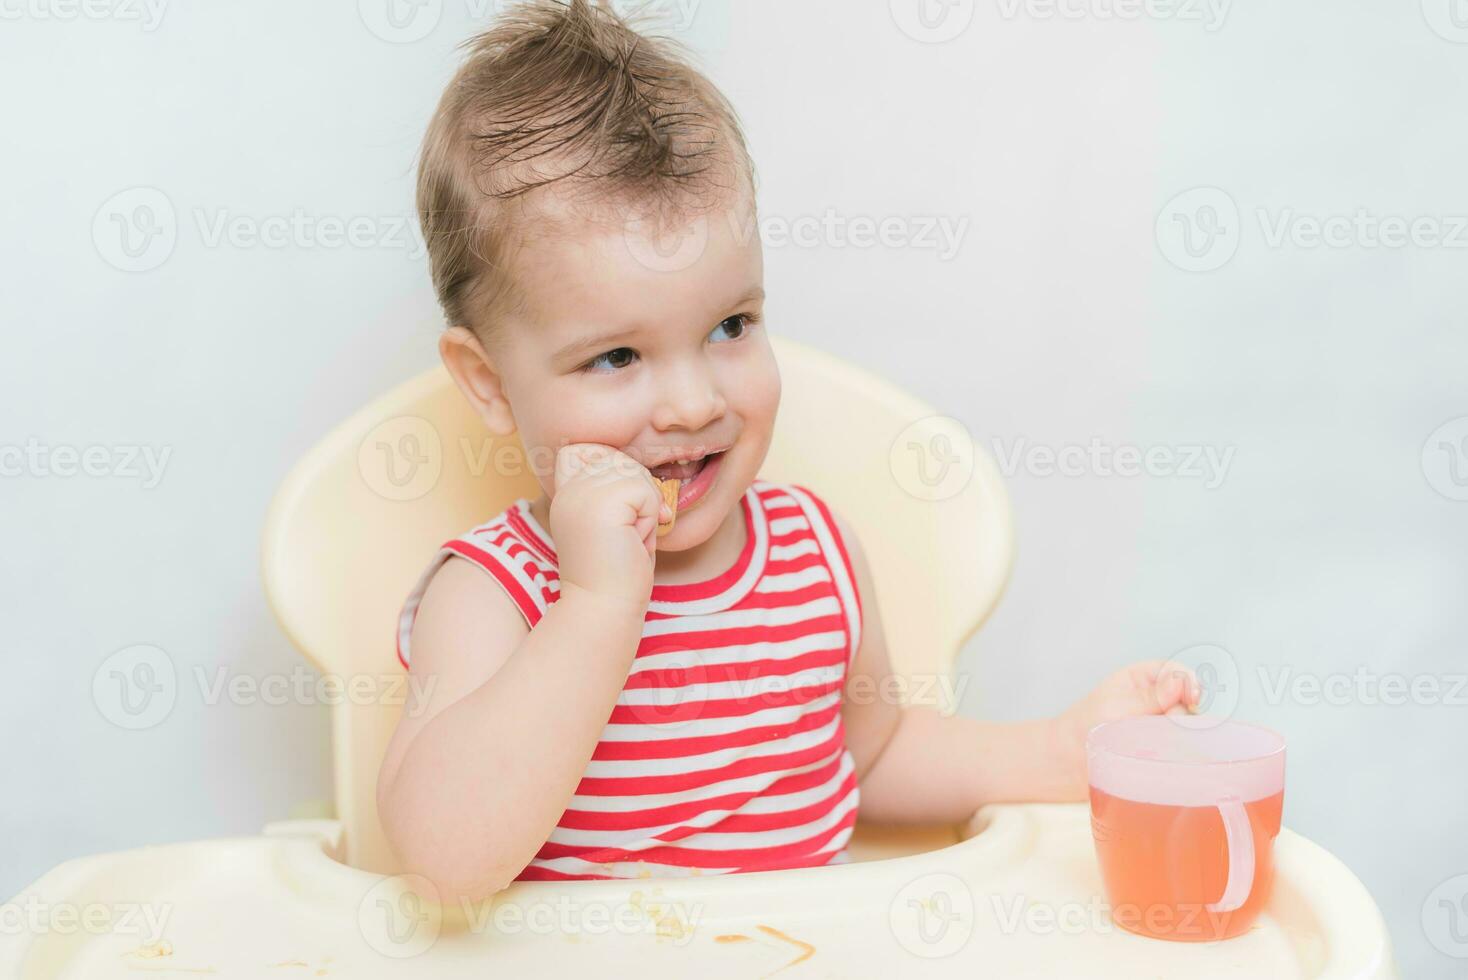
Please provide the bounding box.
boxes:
[657,488,744,552]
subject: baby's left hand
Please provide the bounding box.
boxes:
[1051,661,1201,798]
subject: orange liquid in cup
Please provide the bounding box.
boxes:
[1090,786,1284,941]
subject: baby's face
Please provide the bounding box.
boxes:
[489,193,778,553]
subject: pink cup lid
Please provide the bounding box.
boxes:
[1087,715,1286,806]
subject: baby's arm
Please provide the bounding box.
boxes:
[837,514,1201,824]
[375,557,645,901]
[377,443,665,900]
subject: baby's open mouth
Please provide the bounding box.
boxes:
[650,449,724,485]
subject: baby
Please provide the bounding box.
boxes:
[376,0,1198,901]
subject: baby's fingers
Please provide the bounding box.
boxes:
[1152,663,1200,715]
[552,443,610,491]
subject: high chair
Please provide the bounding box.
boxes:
[1,336,1397,978]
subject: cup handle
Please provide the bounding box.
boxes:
[1207,795,1255,913]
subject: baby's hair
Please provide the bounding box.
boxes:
[416,0,755,337]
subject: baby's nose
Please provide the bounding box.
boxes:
[651,368,726,431]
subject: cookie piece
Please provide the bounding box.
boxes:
[656,476,679,537]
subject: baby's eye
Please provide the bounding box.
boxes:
[709,313,758,343]
[583,347,638,373]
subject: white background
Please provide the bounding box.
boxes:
[2,1,1465,976]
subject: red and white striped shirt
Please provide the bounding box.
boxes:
[395,480,864,880]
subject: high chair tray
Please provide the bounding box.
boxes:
[0,803,1394,979]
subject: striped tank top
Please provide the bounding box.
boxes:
[395,480,863,880]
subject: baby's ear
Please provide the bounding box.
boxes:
[439,326,516,436]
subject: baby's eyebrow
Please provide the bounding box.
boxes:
[552,328,640,365]
[728,285,765,307]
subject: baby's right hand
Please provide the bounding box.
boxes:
[547,443,670,608]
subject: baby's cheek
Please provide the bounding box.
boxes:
[738,347,781,423]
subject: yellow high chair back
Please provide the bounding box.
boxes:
[261,334,1014,874]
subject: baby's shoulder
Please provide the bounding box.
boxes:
[449,498,558,571]
[395,499,558,669]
